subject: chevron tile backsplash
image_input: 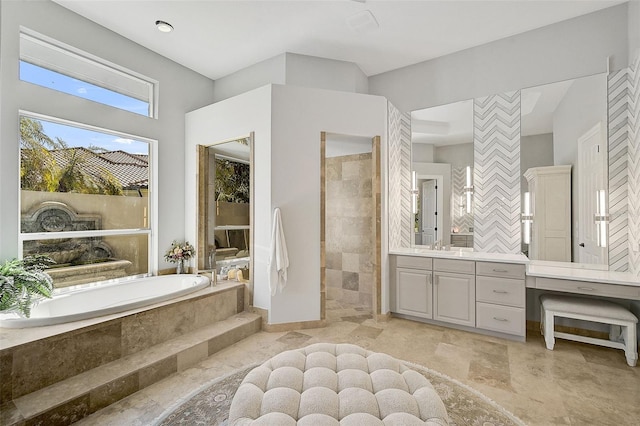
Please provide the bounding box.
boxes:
[628,56,640,278]
[388,102,412,248]
[473,91,522,254]
[608,68,630,272]
[452,166,473,233]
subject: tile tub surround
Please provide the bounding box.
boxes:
[325,152,375,309]
[0,282,245,403]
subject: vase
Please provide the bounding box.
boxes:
[176,260,185,274]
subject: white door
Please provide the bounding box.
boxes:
[422,180,438,244]
[577,122,607,264]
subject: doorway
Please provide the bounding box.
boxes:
[320,132,381,321]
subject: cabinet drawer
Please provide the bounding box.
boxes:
[476,276,525,307]
[535,277,640,299]
[433,258,475,274]
[476,262,525,279]
[396,256,432,270]
[476,302,525,336]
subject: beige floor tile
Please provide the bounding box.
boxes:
[78,303,640,426]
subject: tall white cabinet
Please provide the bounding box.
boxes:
[524,165,572,262]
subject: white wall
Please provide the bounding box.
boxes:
[186,86,273,311]
[270,84,387,324]
[0,0,215,265]
[326,134,373,158]
[629,0,640,61]
[369,4,628,114]
[212,54,286,103]
[212,52,368,104]
[286,53,369,95]
[434,143,474,169]
[411,143,434,163]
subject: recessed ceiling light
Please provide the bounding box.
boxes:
[155,20,174,33]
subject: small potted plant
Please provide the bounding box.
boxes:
[0,255,55,318]
[165,241,194,274]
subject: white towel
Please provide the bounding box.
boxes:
[268,207,289,296]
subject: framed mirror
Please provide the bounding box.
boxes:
[411,99,474,248]
[520,72,608,267]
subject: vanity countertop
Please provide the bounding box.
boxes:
[389,247,529,264]
[526,263,640,286]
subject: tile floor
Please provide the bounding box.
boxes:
[77,300,640,426]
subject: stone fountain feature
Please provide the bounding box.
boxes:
[21,201,132,287]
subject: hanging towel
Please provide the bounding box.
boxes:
[268,207,289,296]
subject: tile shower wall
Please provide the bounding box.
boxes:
[473,91,522,254]
[325,153,374,308]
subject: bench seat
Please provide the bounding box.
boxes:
[540,294,638,367]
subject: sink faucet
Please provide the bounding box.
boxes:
[433,240,442,250]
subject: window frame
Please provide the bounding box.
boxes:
[18,110,159,278]
[19,27,159,118]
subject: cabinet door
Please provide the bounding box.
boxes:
[396,268,433,319]
[433,271,475,326]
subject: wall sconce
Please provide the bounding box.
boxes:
[463,166,473,214]
[521,192,533,245]
[595,189,609,248]
[411,171,419,214]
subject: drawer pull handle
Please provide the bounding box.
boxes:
[492,290,508,294]
[492,269,508,273]
[577,286,596,291]
[493,317,509,322]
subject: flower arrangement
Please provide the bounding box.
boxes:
[164,241,194,263]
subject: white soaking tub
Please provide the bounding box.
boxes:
[0,274,210,328]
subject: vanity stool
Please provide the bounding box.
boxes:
[540,294,638,367]
[228,343,449,425]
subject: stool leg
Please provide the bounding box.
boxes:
[544,309,555,350]
[623,324,637,367]
[609,325,621,342]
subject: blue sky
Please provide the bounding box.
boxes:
[20,61,150,155]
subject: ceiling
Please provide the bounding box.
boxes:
[54,0,625,81]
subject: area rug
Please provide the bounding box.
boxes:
[154,362,526,426]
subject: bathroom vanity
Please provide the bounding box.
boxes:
[390,248,529,341]
[390,249,640,342]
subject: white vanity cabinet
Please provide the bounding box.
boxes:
[394,256,433,319]
[475,262,526,337]
[390,252,528,341]
[433,259,475,327]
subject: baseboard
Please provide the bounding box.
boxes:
[526,320,610,340]
[248,306,326,332]
[263,319,326,332]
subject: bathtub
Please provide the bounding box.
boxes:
[0,274,210,328]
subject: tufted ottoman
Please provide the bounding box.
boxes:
[228,343,449,425]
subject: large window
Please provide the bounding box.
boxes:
[20,30,157,117]
[19,113,153,288]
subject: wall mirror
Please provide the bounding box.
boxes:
[197,136,253,283]
[520,72,608,267]
[411,99,474,248]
